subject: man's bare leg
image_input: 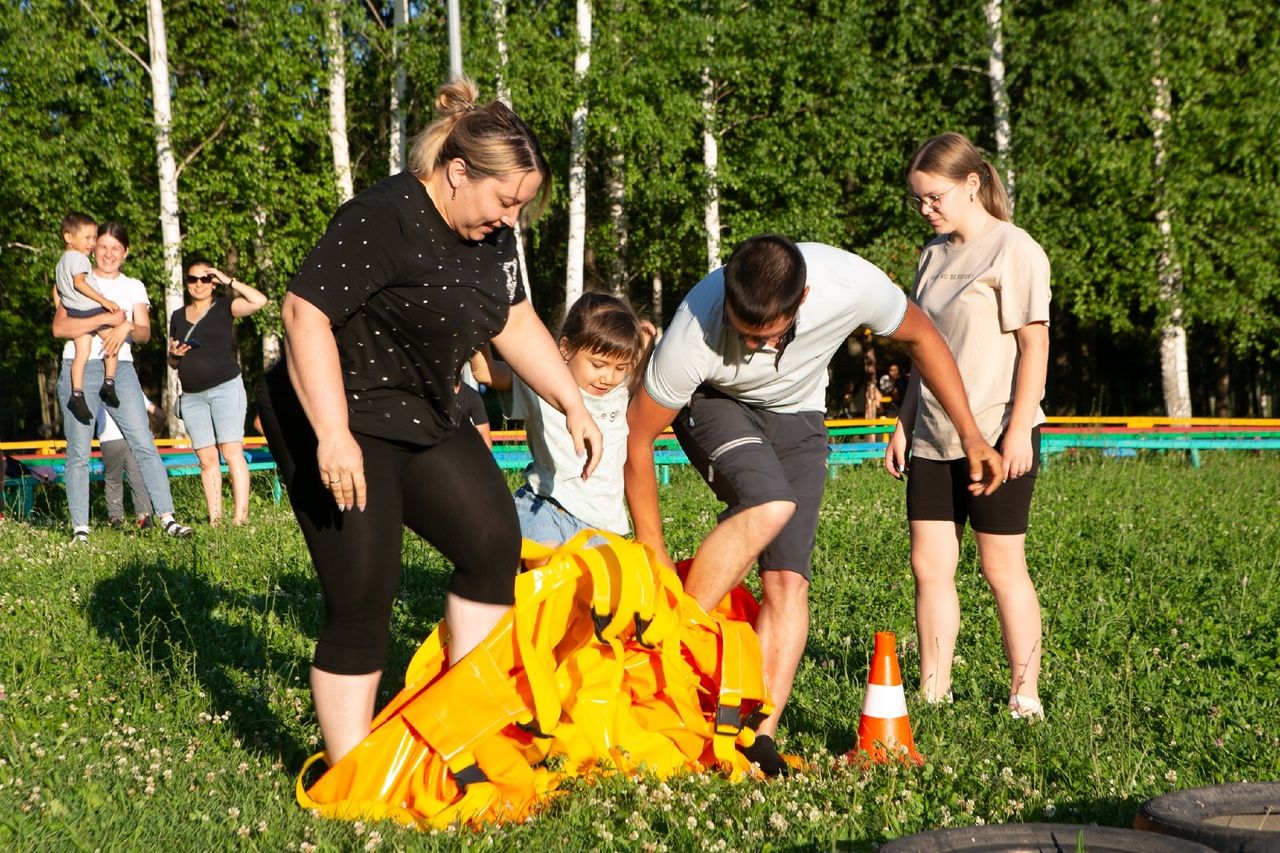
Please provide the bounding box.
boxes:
[684,500,795,609]
[752,569,810,738]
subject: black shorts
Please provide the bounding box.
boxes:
[906,426,1041,535]
[673,388,829,579]
[65,305,108,320]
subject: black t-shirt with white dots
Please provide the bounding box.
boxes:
[289,170,526,445]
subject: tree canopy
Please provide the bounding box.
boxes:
[1,0,1276,438]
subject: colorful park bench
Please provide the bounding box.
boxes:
[4,419,1279,516]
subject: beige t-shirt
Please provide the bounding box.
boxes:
[910,221,1051,461]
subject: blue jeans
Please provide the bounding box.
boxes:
[513,486,606,548]
[59,359,175,528]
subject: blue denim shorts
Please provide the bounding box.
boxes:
[513,486,606,548]
[180,375,247,449]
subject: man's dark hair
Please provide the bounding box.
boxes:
[722,235,807,328]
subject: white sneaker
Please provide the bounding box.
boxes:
[1009,694,1044,720]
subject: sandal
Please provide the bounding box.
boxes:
[162,517,194,539]
[1009,694,1044,720]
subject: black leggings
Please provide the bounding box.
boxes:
[258,376,520,675]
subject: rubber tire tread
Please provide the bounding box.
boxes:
[1134,782,1280,853]
[878,822,1217,852]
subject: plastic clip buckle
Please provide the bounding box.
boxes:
[714,704,741,737]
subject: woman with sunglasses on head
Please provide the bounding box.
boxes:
[256,76,601,766]
[886,132,1051,720]
[168,260,268,526]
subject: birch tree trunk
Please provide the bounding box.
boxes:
[253,203,281,372]
[327,0,354,203]
[1151,0,1191,418]
[607,148,627,297]
[493,0,531,293]
[388,0,408,174]
[651,272,664,331]
[446,0,462,79]
[146,0,185,436]
[565,0,591,310]
[701,51,721,272]
[494,0,512,106]
[983,0,1015,210]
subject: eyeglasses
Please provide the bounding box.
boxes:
[729,314,797,368]
[186,274,217,284]
[905,183,959,213]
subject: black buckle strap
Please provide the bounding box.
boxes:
[452,764,489,791]
[743,706,767,732]
[633,613,654,648]
[714,704,741,736]
[591,606,611,643]
[517,719,553,739]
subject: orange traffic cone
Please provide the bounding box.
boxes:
[844,631,924,766]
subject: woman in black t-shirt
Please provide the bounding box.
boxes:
[168,260,268,526]
[257,77,601,765]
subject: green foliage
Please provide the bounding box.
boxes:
[1,457,1278,849]
[1,0,1277,437]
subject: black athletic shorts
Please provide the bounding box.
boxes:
[673,387,829,579]
[906,425,1041,535]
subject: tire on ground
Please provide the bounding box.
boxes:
[878,822,1217,852]
[1135,782,1280,853]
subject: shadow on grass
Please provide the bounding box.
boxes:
[87,554,318,764]
[84,542,455,767]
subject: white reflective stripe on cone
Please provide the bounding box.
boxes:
[861,682,909,718]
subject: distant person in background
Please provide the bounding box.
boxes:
[879,363,906,416]
[95,397,161,529]
[458,383,493,448]
[56,211,121,423]
[168,260,268,526]
[53,221,193,543]
[887,132,1051,719]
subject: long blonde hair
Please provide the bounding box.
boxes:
[409,77,551,220]
[908,132,1011,222]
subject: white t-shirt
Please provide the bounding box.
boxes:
[96,396,155,443]
[645,242,908,414]
[60,273,150,363]
[909,221,1051,460]
[511,376,631,534]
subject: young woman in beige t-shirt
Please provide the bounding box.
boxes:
[886,132,1051,720]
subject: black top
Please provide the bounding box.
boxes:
[288,171,526,444]
[169,298,240,394]
[459,384,489,428]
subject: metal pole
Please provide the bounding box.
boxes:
[447,0,463,79]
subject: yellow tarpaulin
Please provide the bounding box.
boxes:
[297,531,774,829]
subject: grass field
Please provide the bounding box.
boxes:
[1,452,1278,851]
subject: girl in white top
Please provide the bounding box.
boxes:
[472,292,652,544]
[886,132,1051,720]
